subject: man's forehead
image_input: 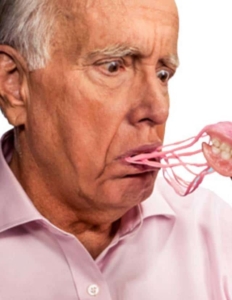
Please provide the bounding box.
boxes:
[54,0,178,64]
[60,0,178,16]
[83,0,177,10]
[56,0,178,29]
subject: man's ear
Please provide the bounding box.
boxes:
[0,45,29,127]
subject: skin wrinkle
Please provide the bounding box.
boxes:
[96,112,126,180]
[84,0,127,12]
[2,0,179,258]
[49,1,89,64]
[55,68,113,203]
[86,45,141,60]
[97,76,146,179]
[84,45,179,70]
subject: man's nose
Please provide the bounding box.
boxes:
[128,75,169,127]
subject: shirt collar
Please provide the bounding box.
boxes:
[0,130,176,235]
[116,178,176,237]
[141,178,177,220]
[0,130,43,233]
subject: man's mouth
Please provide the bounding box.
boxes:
[118,142,162,170]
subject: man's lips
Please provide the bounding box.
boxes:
[117,142,162,163]
[111,143,163,177]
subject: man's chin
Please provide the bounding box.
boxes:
[110,171,157,206]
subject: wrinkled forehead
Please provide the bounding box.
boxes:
[53,0,178,59]
[86,0,178,26]
[58,0,178,21]
[82,0,177,12]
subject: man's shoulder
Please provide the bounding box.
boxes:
[151,177,232,218]
[141,178,232,290]
[142,177,232,241]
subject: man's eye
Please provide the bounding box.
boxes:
[106,61,122,73]
[157,70,171,83]
[97,60,124,75]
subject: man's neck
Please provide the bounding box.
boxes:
[9,150,121,259]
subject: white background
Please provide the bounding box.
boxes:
[1,0,232,206]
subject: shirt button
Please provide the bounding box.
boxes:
[87,284,100,296]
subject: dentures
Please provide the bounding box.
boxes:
[202,122,232,177]
[126,121,232,196]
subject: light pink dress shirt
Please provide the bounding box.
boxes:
[1,130,232,300]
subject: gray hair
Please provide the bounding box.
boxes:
[0,0,57,70]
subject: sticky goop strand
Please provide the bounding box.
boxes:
[126,122,232,196]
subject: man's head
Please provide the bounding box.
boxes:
[0,0,179,224]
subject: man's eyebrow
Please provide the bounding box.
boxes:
[160,55,180,68]
[85,45,180,68]
[86,45,141,59]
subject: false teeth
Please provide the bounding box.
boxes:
[210,138,232,160]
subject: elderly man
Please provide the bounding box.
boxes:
[0,0,231,299]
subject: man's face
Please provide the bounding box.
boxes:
[26,0,179,217]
